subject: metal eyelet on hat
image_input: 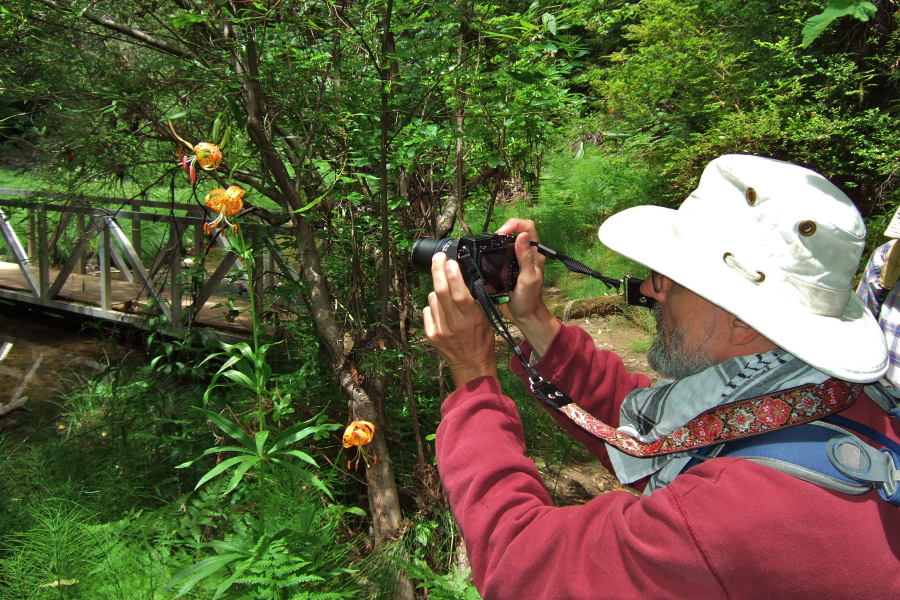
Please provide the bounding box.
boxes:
[745,188,757,206]
[798,220,817,236]
[723,252,765,282]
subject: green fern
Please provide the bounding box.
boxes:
[166,499,360,600]
[228,541,345,599]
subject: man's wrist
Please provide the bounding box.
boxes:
[514,310,560,359]
[451,364,499,389]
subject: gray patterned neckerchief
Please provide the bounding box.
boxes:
[608,349,830,492]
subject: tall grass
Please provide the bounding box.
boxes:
[490,144,665,298]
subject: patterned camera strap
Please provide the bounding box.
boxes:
[528,374,862,457]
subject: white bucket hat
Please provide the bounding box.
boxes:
[599,154,888,383]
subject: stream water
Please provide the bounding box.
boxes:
[0,303,133,429]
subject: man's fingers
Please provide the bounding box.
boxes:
[423,301,439,336]
[445,259,472,305]
[430,253,450,294]
[497,218,539,242]
[428,255,482,336]
[431,255,471,313]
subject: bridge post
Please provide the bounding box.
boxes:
[131,200,142,259]
[169,221,183,328]
[37,209,49,297]
[26,208,35,258]
[98,219,111,310]
[76,214,87,274]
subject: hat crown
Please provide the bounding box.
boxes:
[673,155,865,317]
[598,154,887,382]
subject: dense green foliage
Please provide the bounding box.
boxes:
[3,0,900,597]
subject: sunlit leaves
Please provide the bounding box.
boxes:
[801,1,877,48]
[171,12,207,28]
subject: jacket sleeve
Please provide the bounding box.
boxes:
[436,334,900,599]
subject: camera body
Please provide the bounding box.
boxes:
[411,233,520,300]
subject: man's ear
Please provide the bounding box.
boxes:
[728,316,778,352]
[729,317,762,347]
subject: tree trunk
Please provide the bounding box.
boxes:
[292,217,416,600]
[237,27,411,596]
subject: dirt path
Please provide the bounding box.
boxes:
[577,314,659,383]
[544,291,660,382]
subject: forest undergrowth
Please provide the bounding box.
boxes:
[0,288,656,600]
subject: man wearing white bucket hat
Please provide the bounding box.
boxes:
[424,155,899,599]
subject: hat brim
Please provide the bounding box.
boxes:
[599,205,888,383]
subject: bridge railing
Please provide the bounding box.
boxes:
[0,189,298,338]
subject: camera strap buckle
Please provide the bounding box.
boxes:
[528,375,572,410]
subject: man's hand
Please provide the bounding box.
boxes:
[495,218,560,358]
[424,253,498,388]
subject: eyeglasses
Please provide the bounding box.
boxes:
[650,271,665,293]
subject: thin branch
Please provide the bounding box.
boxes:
[36,0,206,65]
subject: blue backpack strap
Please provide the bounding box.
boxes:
[683,419,900,505]
[714,421,873,496]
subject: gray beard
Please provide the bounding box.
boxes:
[646,304,718,380]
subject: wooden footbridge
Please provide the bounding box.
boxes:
[0,188,300,340]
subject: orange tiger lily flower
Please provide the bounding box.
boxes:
[193,142,222,170]
[342,420,377,470]
[204,186,245,234]
[169,121,223,184]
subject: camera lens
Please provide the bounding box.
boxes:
[410,238,457,271]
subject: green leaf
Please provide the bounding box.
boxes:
[213,558,252,600]
[269,423,327,452]
[801,1,877,48]
[224,456,260,493]
[222,369,256,390]
[505,69,544,84]
[225,97,246,128]
[194,455,247,490]
[168,553,244,595]
[276,448,319,468]
[574,141,585,160]
[172,13,206,28]
[542,13,557,36]
[196,408,255,447]
[164,110,190,121]
[199,445,251,457]
[217,354,243,371]
[212,114,222,142]
[254,430,270,457]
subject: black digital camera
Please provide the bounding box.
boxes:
[411,233,520,300]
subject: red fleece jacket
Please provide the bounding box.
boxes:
[436,324,900,600]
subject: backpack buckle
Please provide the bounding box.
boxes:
[828,435,900,506]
